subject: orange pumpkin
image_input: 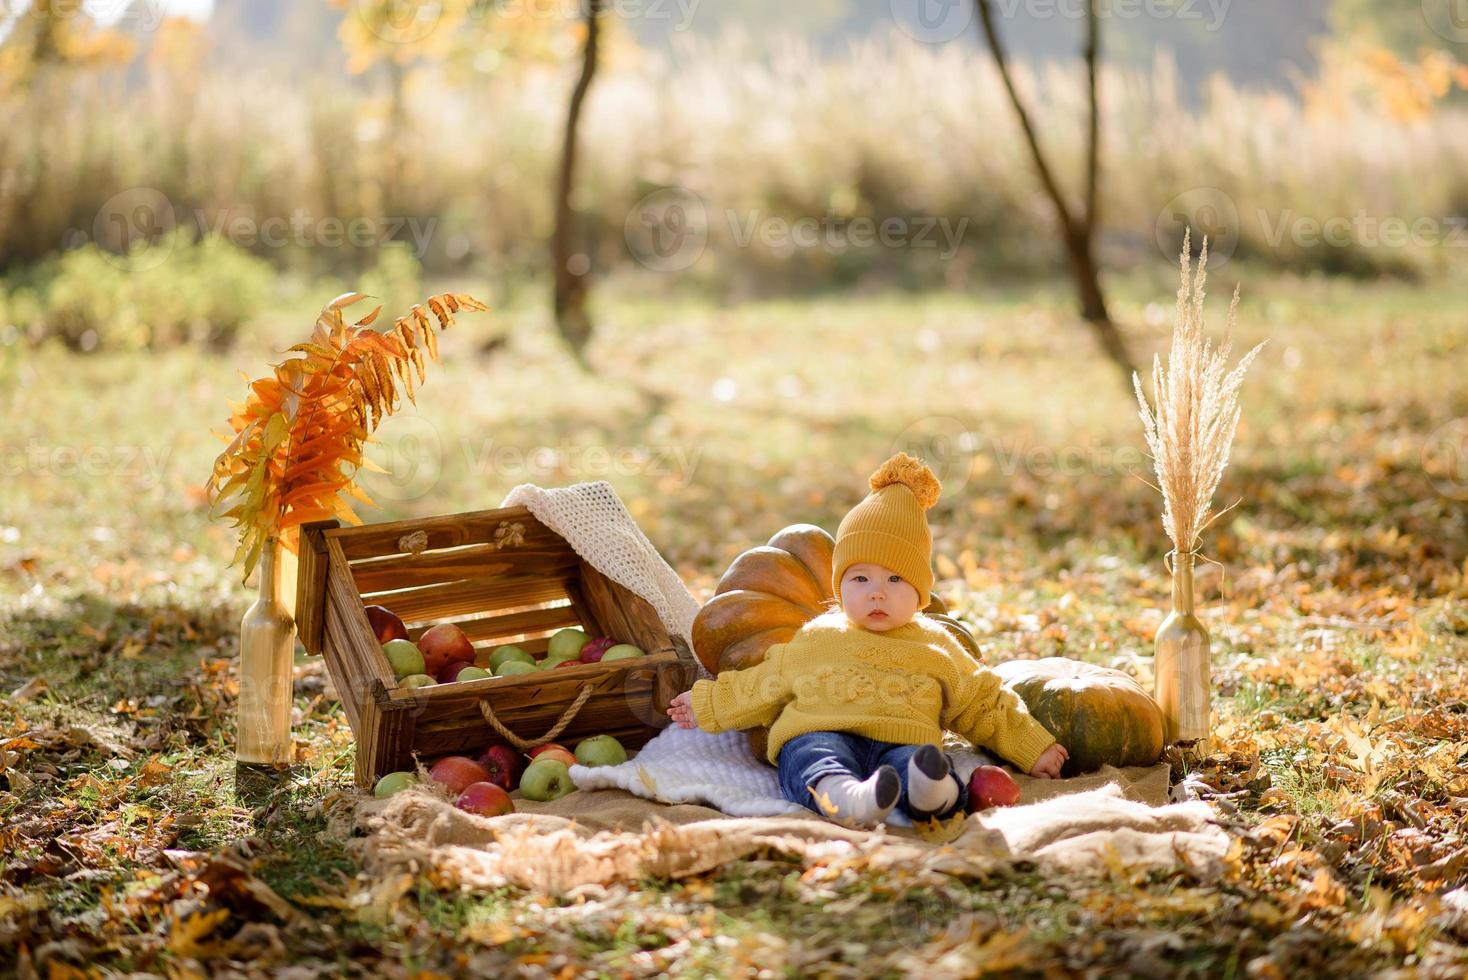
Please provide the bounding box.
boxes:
[693,523,982,761]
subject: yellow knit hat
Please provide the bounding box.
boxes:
[831,452,942,609]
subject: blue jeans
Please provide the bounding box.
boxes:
[777,730,969,820]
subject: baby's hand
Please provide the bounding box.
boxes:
[1029,743,1068,779]
[666,690,698,729]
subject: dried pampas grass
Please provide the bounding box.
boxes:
[1134,228,1267,557]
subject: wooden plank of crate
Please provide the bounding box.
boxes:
[577,560,671,654]
[325,506,566,560]
[321,595,364,731]
[359,570,576,623]
[295,520,338,655]
[348,543,578,592]
[405,604,583,646]
[412,676,659,743]
[326,538,398,690]
[563,580,604,638]
[412,719,663,760]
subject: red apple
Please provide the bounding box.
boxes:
[418,623,475,676]
[365,605,408,644]
[554,658,584,669]
[456,781,514,816]
[579,636,617,663]
[437,661,480,684]
[527,743,576,768]
[473,745,523,792]
[429,755,491,795]
[968,765,1021,810]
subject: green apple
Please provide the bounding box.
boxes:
[547,627,591,662]
[538,650,581,669]
[455,666,492,682]
[383,639,426,678]
[493,660,538,677]
[487,645,535,672]
[519,758,576,801]
[374,771,417,798]
[574,735,627,767]
[600,644,645,662]
[401,673,436,689]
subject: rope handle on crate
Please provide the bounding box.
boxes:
[478,685,595,753]
[474,638,690,751]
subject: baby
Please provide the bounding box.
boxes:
[668,452,1069,829]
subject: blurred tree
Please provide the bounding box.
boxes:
[325,0,605,365]
[551,0,602,370]
[974,0,1136,391]
[0,0,134,91]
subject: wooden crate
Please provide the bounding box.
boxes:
[294,504,699,789]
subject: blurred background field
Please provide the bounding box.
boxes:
[3,1,1468,975]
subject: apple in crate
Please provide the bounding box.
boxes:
[519,758,575,801]
[383,639,426,679]
[429,755,491,795]
[528,743,577,768]
[967,765,1021,810]
[456,781,514,816]
[483,645,536,672]
[579,636,616,663]
[417,623,475,677]
[547,627,591,662]
[373,771,417,799]
[493,661,537,678]
[400,673,436,689]
[440,661,482,683]
[600,644,645,662]
[365,605,408,644]
[474,745,523,792]
[574,735,627,767]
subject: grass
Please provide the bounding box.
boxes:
[1,272,1466,974]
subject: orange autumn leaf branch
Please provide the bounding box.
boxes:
[204,291,489,583]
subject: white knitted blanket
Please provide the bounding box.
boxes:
[565,721,1016,828]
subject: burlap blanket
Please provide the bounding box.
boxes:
[344,481,1228,897]
[348,764,1229,898]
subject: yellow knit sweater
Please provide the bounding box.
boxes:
[689,610,1058,772]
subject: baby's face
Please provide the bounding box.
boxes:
[839,562,920,632]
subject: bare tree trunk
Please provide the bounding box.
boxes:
[551,0,603,369]
[974,0,1137,390]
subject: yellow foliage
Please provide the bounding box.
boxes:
[204,290,488,583]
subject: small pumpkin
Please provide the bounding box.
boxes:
[693,523,982,762]
[992,657,1164,775]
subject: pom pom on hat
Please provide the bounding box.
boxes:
[868,452,941,510]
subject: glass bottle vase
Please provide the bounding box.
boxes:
[1154,550,1211,746]
[236,535,296,766]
